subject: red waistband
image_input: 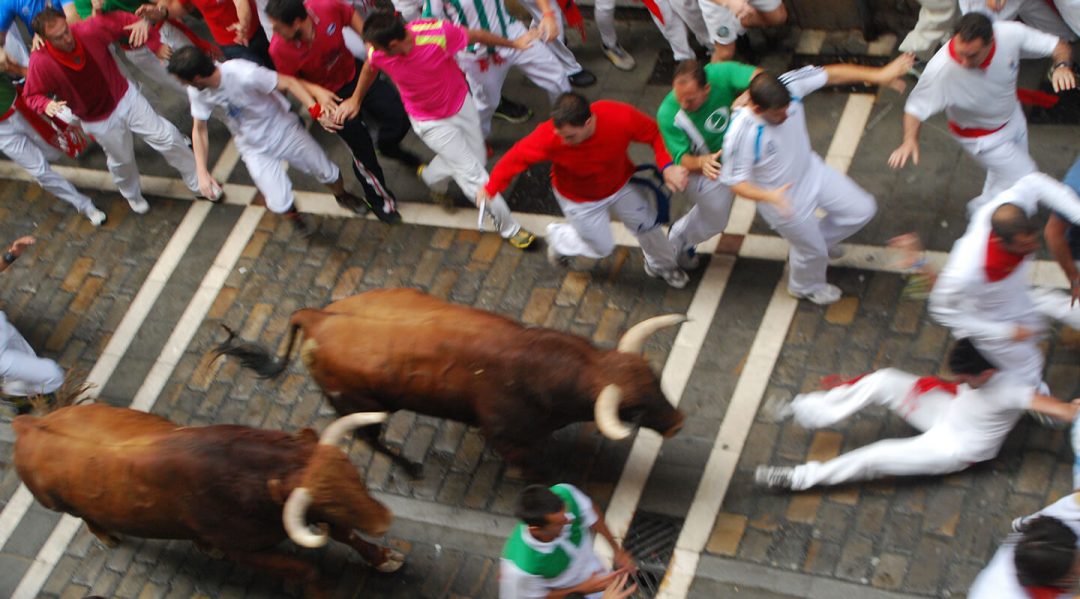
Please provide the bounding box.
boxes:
[948,120,1007,138]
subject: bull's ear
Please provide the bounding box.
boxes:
[295,428,318,443]
[267,479,287,503]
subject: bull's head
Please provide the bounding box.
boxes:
[281,413,393,548]
[594,314,687,441]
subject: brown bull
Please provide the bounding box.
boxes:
[13,404,403,590]
[214,288,686,477]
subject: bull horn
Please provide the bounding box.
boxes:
[594,384,632,441]
[617,314,688,355]
[319,412,389,446]
[282,487,329,548]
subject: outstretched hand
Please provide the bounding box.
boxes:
[8,236,36,258]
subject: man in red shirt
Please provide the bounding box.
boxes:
[265,0,419,223]
[481,93,691,288]
[138,0,272,67]
[25,8,205,214]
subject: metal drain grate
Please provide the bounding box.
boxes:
[621,511,682,598]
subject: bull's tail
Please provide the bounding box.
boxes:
[213,322,301,379]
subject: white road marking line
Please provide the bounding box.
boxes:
[13,206,265,599]
[599,254,736,560]
[658,276,798,598]
[657,94,878,599]
[1,138,248,591]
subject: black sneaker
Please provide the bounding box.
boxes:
[366,197,403,225]
[568,69,596,87]
[494,97,532,123]
[376,145,423,170]
[334,192,371,216]
[286,209,313,239]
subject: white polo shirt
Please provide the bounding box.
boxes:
[720,66,829,224]
[905,21,1059,130]
[969,492,1080,598]
[930,372,1033,462]
[187,59,294,152]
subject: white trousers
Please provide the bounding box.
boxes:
[0,313,64,397]
[899,0,959,54]
[122,45,185,97]
[651,0,711,60]
[519,0,583,75]
[960,0,1076,40]
[765,164,876,295]
[412,95,520,238]
[668,172,733,253]
[81,85,199,205]
[699,0,782,45]
[462,23,570,137]
[0,111,94,215]
[551,183,678,270]
[788,368,971,490]
[239,118,340,214]
[955,105,1037,215]
[974,287,1080,389]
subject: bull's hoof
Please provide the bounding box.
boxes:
[376,549,405,573]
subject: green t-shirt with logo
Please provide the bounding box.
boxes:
[656,61,757,165]
[73,0,148,19]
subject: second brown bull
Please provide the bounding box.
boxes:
[214,288,686,477]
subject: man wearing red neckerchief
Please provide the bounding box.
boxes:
[23,8,205,214]
[971,495,1080,598]
[930,173,1080,392]
[889,12,1075,217]
[753,339,1080,492]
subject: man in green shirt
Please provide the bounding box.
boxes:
[656,58,758,269]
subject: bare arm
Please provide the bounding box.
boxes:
[191,118,221,197]
[729,181,792,213]
[0,236,35,273]
[228,0,252,45]
[823,53,914,88]
[1045,214,1080,305]
[275,72,317,109]
[888,112,923,168]
[1030,394,1080,423]
[1050,39,1076,92]
[467,27,536,50]
[330,60,376,126]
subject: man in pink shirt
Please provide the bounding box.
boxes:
[348,10,537,249]
[25,8,205,214]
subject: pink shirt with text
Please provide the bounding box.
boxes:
[366,19,468,121]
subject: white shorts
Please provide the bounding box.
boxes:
[699,0,782,44]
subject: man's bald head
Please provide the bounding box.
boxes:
[991,203,1040,254]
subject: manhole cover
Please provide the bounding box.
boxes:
[621,511,682,598]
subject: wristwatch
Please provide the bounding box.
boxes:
[3,251,16,264]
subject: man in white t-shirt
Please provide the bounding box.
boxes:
[167,46,366,236]
[929,173,1080,390]
[970,494,1080,598]
[500,484,635,599]
[720,54,912,305]
[959,0,1076,40]
[889,12,1076,216]
[754,339,1080,492]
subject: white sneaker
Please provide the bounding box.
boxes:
[789,284,842,305]
[127,196,150,214]
[761,393,794,423]
[754,465,795,490]
[644,263,689,289]
[676,246,700,271]
[546,242,569,267]
[85,207,107,226]
[602,44,636,71]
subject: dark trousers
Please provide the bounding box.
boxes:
[222,27,274,70]
[333,64,416,207]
